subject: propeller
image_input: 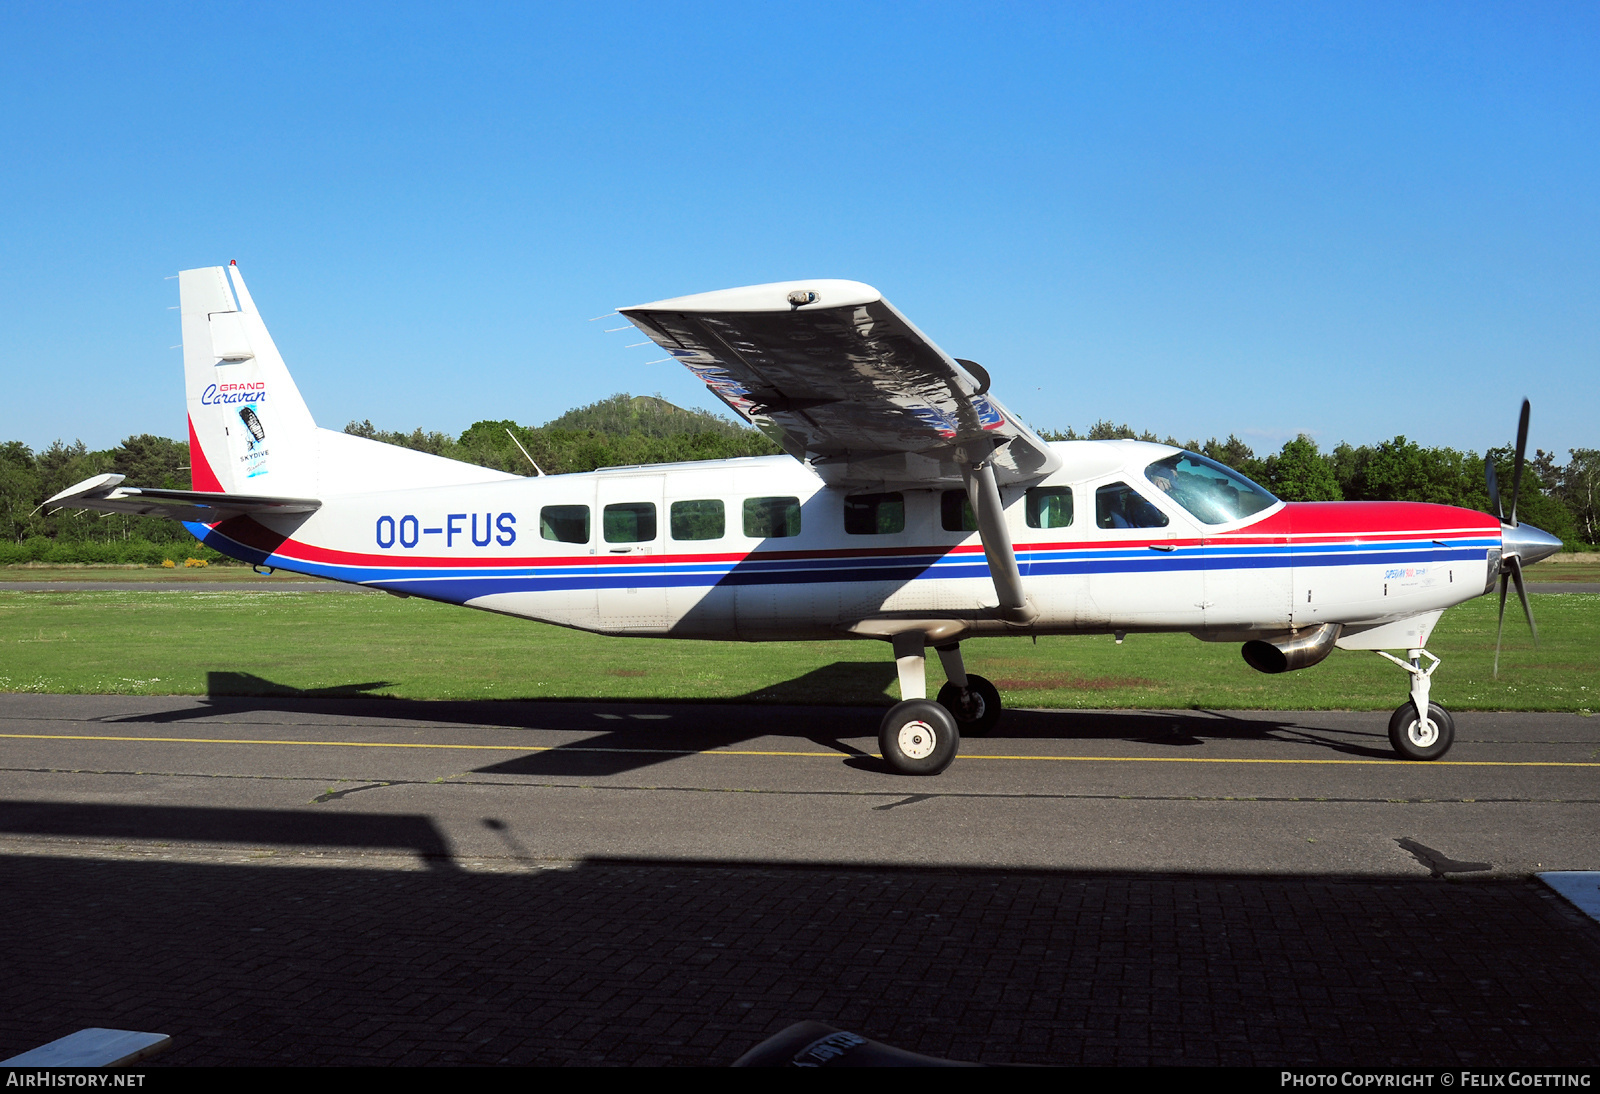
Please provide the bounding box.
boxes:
[1486,399,1561,676]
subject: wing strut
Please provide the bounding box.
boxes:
[963,457,1037,624]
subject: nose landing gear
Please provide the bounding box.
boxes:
[1377,648,1454,760]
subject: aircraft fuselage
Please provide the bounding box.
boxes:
[189,441,1501,648]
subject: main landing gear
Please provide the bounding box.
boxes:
[1377,647,1455,761]
[878,635,1004,775]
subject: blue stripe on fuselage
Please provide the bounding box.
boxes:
[190,522,1497,606]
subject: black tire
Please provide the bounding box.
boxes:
[878,699,961,776]
[1388,701,1455,761]
[936,674,1003,737]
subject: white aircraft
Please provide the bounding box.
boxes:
[48,263,1562,774]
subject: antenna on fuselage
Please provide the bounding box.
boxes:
[505,428,544,477]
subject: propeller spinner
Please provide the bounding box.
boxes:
[1486,400,1564,676]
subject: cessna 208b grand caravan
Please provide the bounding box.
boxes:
[48,263,1562,774]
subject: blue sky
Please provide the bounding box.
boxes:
[2,1,1595,463]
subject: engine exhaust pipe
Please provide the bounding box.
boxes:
[1241,623,1343,674]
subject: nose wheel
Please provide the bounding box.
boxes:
[1377,647,1453,761]
[1387,700,1455,761]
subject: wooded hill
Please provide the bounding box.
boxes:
[3,393,1595,564]
[343,394,778,477]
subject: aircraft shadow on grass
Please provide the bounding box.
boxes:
[99,667,1397,777]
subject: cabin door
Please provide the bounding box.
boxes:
[594,474,669,632]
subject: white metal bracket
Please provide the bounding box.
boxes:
[1376,647,1440,723]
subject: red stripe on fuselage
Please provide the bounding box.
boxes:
[210,500,1500,574]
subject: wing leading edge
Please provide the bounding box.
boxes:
[620,280,1061,489]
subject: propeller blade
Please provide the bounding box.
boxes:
[1485,455,1502,521]
[1494,572,1509,678]
[1506,553,1537,646]
[1509,398,1529,527]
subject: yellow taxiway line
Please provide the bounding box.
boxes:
[3,732,1598,767]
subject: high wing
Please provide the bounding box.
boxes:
[44,474,321,523]
[619,280,1062,489]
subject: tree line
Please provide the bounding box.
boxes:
[0,395,779,565]
[3,394,1595,565]
[1042,421,1595,545]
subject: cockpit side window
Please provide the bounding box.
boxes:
[1095,482,1170,529]
[1144,453,1277,525]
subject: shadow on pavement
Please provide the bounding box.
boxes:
[0,801,457,870]
[93,667,1395,777]
[0,815,1597,1066]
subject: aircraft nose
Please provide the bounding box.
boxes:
[1503,521,1564,566]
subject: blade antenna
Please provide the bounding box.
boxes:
[505,428,544,476]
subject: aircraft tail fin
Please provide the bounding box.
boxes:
[181,263,318,495]
[178,263,519,497]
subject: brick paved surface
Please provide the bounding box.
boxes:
[2,848,1598,1066]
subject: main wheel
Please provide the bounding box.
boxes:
[1388,701,1455,761]
[878,699,961,776]
[936,674,1003,737]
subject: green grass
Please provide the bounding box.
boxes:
[1,564,294,582]
[1526,560,1600,582]
[2,588,1595,712]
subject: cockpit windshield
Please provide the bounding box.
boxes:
[1144,452,1278,525]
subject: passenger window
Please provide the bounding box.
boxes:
[940,490,977,532]
[603,502,657,543]
[1095,482,1169,529]
[743,496,801,538]
[1025,487,1074,529]
[844,492,905,535]
[670,499,725,541]
[540,505,590,544]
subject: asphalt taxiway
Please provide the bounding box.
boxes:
[1,694,1597,1065]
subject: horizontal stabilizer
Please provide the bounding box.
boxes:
[45,474,321,523]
